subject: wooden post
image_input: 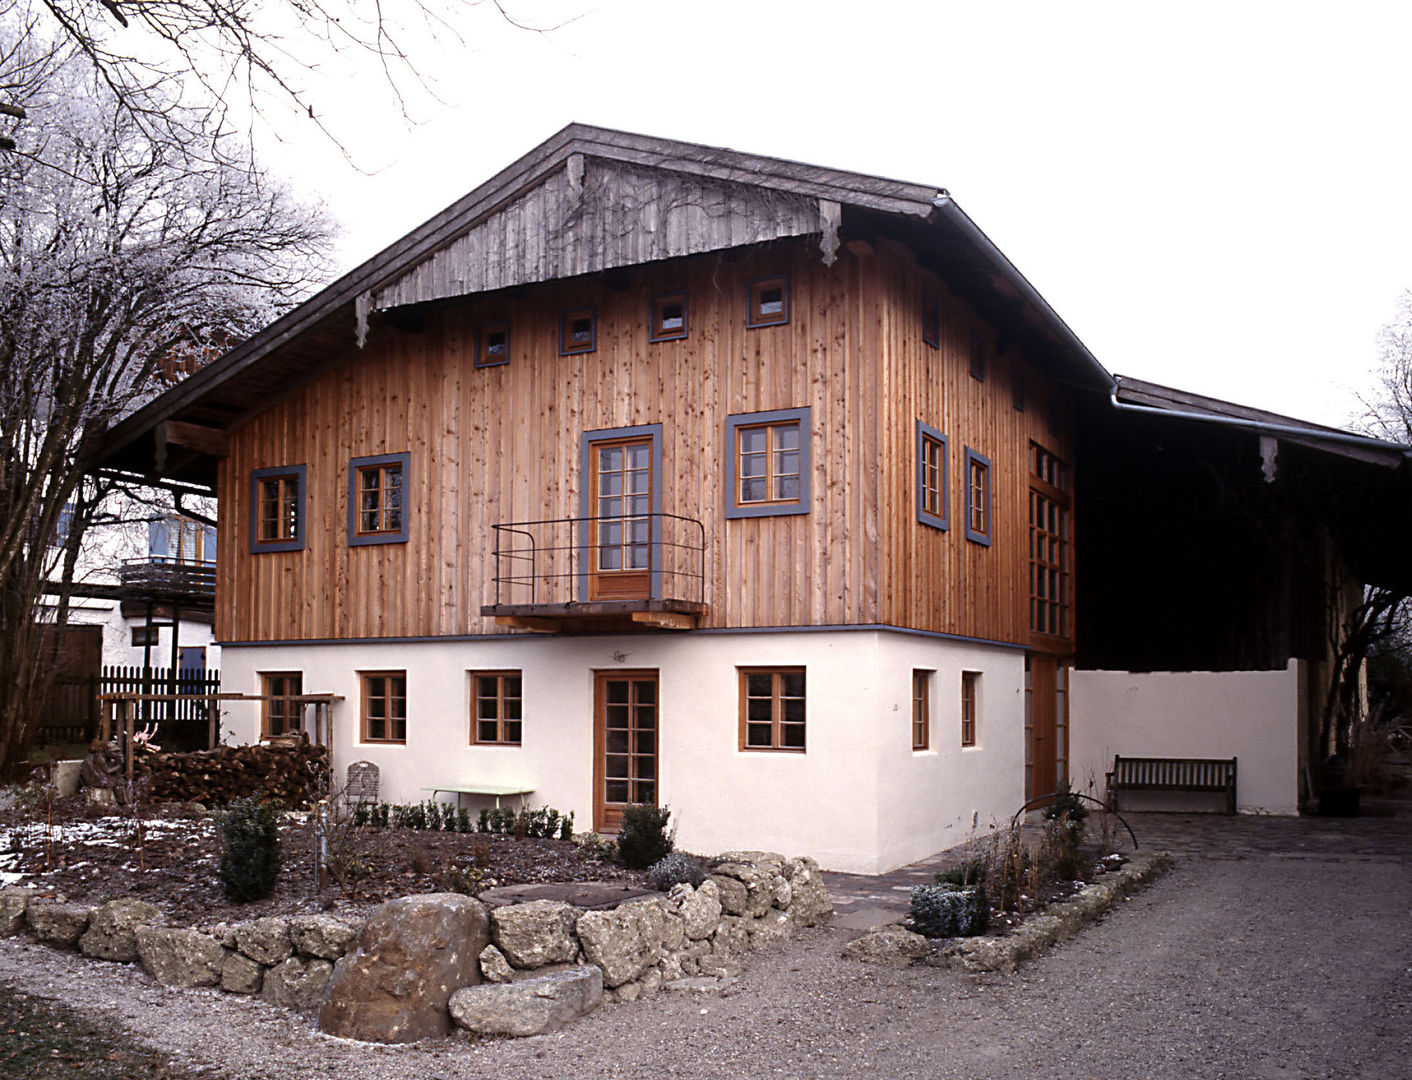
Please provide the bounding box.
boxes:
[207,695,218,749]
[123,698,134,785]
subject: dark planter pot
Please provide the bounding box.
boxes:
[1317,786,1361,817]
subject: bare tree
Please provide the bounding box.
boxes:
[1361,289,1412,444]
[0,16,330,779]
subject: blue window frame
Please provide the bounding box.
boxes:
[724,407,811,519]
[578,424,664,601]
[916,420,949,531]
[248,464,307,554]
[963,448,992,546]
[348,452,410,547]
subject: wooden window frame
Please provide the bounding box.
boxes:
[724,407,811,519]
[961,671,979,747]
[969,330,987,382]
[361,671,407,744]
[559,307,596,356]
[131,625,158,647]
[347,452,409,546]
[248,464,307,553]
[1029,443,1072,642]
[649,291,689,342]
[738,667,806,752]
[261,672,303,738]
[746,275,790,329]
[922,296,940,349]
[963,448,992,547]
[912,669,931,751]
[471,670,523,746]
[475,320,511,368]
[915,420,949,530]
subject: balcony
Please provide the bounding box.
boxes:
[117,557,217,610]
[482,513,707,632]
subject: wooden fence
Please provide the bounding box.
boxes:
[39,667,222,752]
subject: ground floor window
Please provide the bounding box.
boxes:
[471,670,522,745]
[912,669,931,750]
[362,671,407,743]
[739,667,806,751]
[961,671,980,747]
[261,672,302,737]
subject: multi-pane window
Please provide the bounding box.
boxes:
[262,673,302,738]
[472,671,522,745]
[476,321,510,367]
[362,672,407,743]
[1029,444,1071,639]
[560,308,596,355]
[747,275,789,328]
[348,453,408,546]
[250,465,306,553]
[595,439,652,573]
[961,671,979,747]
[740,668,806,751]
[650,292,688,342]
[963,449,992,545]
[912,670,931,751]
[725,408,810,518]
[916,421,948,529]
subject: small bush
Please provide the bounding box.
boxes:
[218,796,281,902]
[934,857,986,888]
[478,807,491,833]
[457,808,471,833]
[559,811,574,841]
[575,832,617,861]
[1040,781,1089,881]
[910,883,990,938]
[617,804,673,869]
[645,850,708,891]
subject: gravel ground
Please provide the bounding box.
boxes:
[2,809,1408,1080]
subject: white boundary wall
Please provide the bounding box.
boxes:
[1069,662,1302,815]
[218,629,1027,875]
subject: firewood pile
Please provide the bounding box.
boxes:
[143,740,330,808]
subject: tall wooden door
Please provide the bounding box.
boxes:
[1025,655,1070,803]
[593,670,658,832]
[589,437,653,601]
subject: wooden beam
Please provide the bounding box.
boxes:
[161,420,229,457]
[630,611,697,631]
[494,615,562,633]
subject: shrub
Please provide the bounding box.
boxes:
[575,832,617,861]
[910,883,990,938]
[645,850,708,891]
[457,807,471,833]
[559,811,574,841]
[218,795,281,902]
[617,804,673,869]
[934,857,986,888]
[1040,781,1089,881]
[478,807,491,833]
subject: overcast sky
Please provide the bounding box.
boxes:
[255,0,1412,431]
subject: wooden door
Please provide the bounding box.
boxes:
[589,437,653,601]
[593,670,658,832]
[1025,655,1070,803]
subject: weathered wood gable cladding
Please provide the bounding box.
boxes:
[874,242,1075,649]
[217,239,888,642]
[370,157,830,312]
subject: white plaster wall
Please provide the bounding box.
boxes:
[219,629,1029,875]
[1069,663,1301,815]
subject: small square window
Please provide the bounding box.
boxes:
[262,672,303,738]
[747,276,789,328]
[725,408,811,518]
[961,671,979,747]
[922,296,940,350]
[362,671,407,743]
[348,453,409,546]
[131,625,158,647]
[650,292,689,342]
[472,671,522,745]
[739,667,806,751]
[913,670,931,751]
[476,321,510,368]
[964,448,992,546]
[559,308,596,356]
[249,465,307,553]
[969,331,986,382]
[916,421,948,531]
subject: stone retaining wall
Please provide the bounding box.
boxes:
[0,849,832,1041]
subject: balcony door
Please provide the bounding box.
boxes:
[589,435,653,601]
[593,670,658,832]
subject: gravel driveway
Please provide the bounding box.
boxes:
[2,802,1408,1080]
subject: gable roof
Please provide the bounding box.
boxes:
[96,123,1115,487]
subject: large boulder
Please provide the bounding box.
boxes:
[318,893,489,1044]
[490,900,579,968]
[0,887,37,936]
[706,874,749,916]
[234,917,293,966]
[575,897,666,989]
[27,901,90,949]
[79,899,163,962]
[670,880,722,941]
[449,967,603,1037]
[712,862,778,917]
[784,856,833,926]
[841,927,931,966]
[289,914,360,960]
[220,951,264,995]
[135,926,228,987]
[262,956,335,1014]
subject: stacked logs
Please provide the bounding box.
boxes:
[144,740,330,808]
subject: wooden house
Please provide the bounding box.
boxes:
[97,126,1411,871]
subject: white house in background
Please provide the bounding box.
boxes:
[91,127,1411,872]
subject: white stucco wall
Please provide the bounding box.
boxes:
[218,629,1028,875]
[1069,662,1302,815]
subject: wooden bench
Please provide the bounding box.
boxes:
[1106,755,1237,814]
[422,783,534,811]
